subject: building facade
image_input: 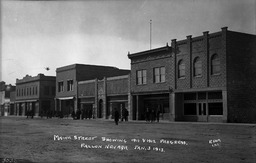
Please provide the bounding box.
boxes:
[55,64,130,117]
[15,74,56,116]
[128,27,256,123]
[78,75,130,119]
[0,82,16,116]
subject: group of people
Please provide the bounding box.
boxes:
[26,107,161,124]
[39,110,64,119]
[114,108,129,125]
[145,108,161,123]
[72,109,93,120]
[26,106,131,125]
[26,109,34,119]
[27,109,70,119]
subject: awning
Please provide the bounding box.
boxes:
[57,97,74,100]
[15,99,38,103]
[108,100,128,103]
[80,101,95,104]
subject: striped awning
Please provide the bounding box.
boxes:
[57,96,74,100]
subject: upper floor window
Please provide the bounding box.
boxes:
[137,70,147,85]
[58,81,64,92]
[67,80,74,91]
[194,57,202,77]
[211,54,220,75]
[178,60,185,78]
[154,67,166,83]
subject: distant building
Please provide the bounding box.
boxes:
[55,64,130,117]
[0,81,16,116]
[15,74,56,116]
[78,75,130,119]
[128,27,256,123]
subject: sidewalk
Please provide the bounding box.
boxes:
[3,115,256,126]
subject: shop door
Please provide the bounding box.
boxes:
[198,102,208,122]
[98,99,103,118]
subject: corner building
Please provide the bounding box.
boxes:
[0,82,16,116]
[15,74,56,116]
[128,27,256,123]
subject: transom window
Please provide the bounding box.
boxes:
[194,57,202,77]
[178,60,185,78]
[136,70,147,85]
[211,54,220,75]
[154,67,166,83]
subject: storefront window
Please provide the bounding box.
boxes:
[208,103,223,115]
[184,103,197,115]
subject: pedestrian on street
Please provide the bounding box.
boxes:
[125,108,129,121]
[72,110,76,120]
[156,109,160,122]
[76,109,81,120]
[114,108,119,125]
[145,108,150,122]
[150,109,155,123]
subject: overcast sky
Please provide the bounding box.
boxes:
[1,0,255,85]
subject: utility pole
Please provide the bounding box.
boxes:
[150,19,152,50]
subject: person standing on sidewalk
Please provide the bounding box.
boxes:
[156,109,160,122]
[114,108,119,125]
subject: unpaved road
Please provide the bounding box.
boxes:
[0,117,255,163]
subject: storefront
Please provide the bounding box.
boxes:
[175,91,226,122]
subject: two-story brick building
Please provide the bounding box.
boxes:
[0,82,16,116]
[15,74,56,116]
[78,75,130,119]
[128,27,256,123]
[55,64,130,117]
[128,46,172,121]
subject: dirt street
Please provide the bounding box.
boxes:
[0,117,255,163]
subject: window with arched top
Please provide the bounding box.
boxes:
[211,54,220,75]
[178,60,185,78]
[193,57,202,77]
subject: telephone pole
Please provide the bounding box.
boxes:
[150,19,152,50]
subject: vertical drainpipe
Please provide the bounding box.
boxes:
[103,77,107,119]
[187,35,192,88]
[203,31,209,87]
[76,81,79,112]
[171,39,177,121]
[171,39,177,89]
[128,74,132,121]
[221,27,228,122]
[94,79,98,119]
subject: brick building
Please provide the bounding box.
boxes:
[55,64,130,117]
[78,75,130,119]
[128,27,256,123]
[0,82,16,116]
[15,74,56,117]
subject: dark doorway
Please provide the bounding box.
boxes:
[98,99,103,118]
